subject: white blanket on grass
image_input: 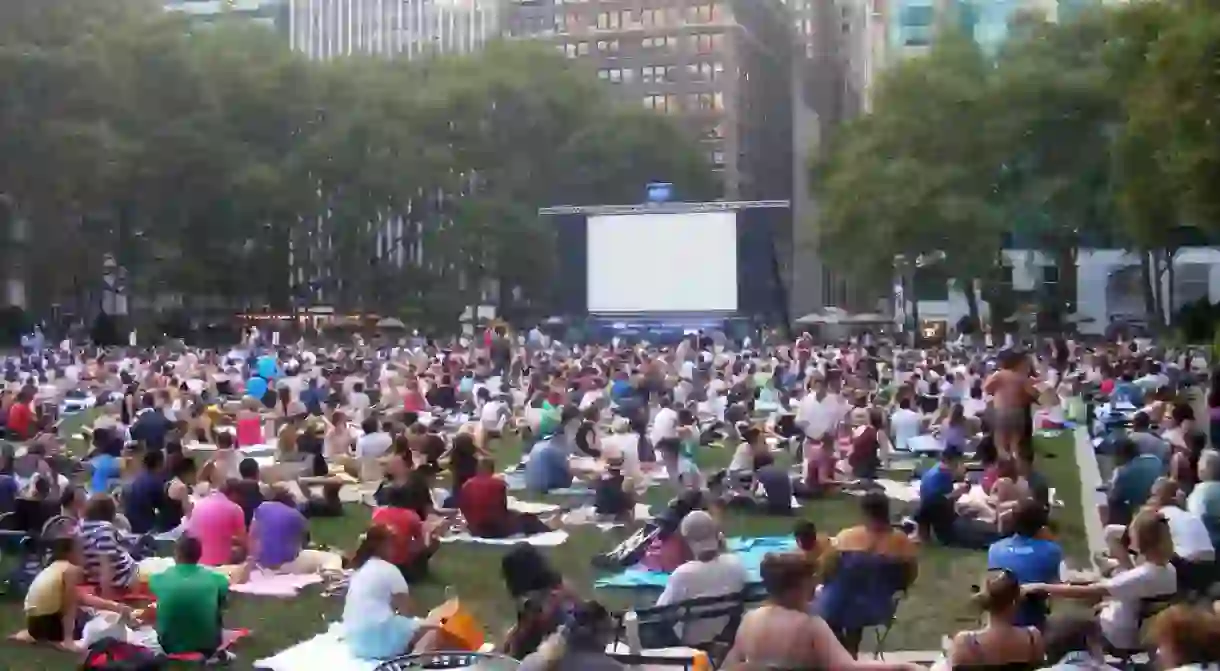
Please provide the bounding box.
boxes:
[843,478,1064,507]
[439,529,569,547]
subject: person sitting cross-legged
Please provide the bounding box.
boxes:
[459,457,551,539]
[16,536,133,651]
[371,483,442,582]
[249,486,342,574]
[148,535,250,662]
[341,525,444,660]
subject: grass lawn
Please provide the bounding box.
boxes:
[0,416,1087,669]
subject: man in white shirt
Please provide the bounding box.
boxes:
[890,396,925,452]
[653,511,748,647]
[480,392,510,433]
[348,382,371,421]
[355,418,393,460]
[795,376,846,442]
[649,397,679,446]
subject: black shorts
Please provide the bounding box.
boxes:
[27,613,65,642]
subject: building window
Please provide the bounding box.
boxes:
[687,61,724,82]
[600,68,632,83]
[693,33,723,54]
[641,8,665,26]
[642,35,675,49]
[642,65,674,83]
[644,94,677,112]
[577,41,589,55]
[563,43,578,57]
[711,150,726,167]
[597,39,619,53]
[687,92,722,112]
[690,4,718,23]
[703,122,726,140]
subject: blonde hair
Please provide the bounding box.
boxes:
[1147,604,1220,664]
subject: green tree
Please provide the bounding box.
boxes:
[815,31,1001,330]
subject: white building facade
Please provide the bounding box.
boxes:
[288,0,501,60]
[917,249,1220,335]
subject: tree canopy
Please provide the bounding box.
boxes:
[812,0,1220,330]
[0,0,717,328]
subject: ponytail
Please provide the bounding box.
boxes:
[349,526,389,570]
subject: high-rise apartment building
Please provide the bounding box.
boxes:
[503,0,795,204]
[288,0,501,59]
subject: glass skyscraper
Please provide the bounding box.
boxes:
[891,0,1094,53]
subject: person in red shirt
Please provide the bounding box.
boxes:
[371,484,439,582]
[7,388,36,441]
[459,458,549,539]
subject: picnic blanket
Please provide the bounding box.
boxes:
[440,529,570,547]
[254,624,379,671]
[230,571,324,597]
[842,478,1065,508]
[595,536,796,589]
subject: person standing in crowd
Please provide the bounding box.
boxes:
[984,350,1040,461]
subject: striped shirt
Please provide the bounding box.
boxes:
[79,520,137,588]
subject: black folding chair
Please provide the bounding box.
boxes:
[373,651,519,670]
[611,589,755,667]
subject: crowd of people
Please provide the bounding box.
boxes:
[1,327,1220,669]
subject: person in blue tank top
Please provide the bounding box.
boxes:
[987,499,1062,628]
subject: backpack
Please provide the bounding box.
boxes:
[81,639,166,671]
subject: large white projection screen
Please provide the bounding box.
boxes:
[587,212,739,313]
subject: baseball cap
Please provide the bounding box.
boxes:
[680,510,722,556]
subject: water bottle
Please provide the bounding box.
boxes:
[623,610,642,655]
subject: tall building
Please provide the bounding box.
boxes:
[504,0,795,203]
[288,0,501,59]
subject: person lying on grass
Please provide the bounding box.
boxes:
[15,535,134,652]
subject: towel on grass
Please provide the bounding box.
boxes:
[595,536,796,588]
[230,570,324,597]
[440,529,569,547]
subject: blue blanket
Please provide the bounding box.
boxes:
[594,536,797,589]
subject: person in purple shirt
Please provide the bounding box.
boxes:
[248,490,310,571]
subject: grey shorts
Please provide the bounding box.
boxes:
[992,406,1027,433]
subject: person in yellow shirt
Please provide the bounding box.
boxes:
[793,519,832,578]
[817,492,919,656]
[16,536,132,651]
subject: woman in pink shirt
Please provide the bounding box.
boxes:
[187,481,248,566]
[235,397,264,448]
[402,381,427,414]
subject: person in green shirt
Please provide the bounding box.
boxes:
[536,399,561,438]
[149,535,242,658]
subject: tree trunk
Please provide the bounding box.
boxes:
[907,266,920,347]
[1151,250,1165,330]
[1165,248,1177,328]
[963,278,981,334]
[1140,250,1157,326]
